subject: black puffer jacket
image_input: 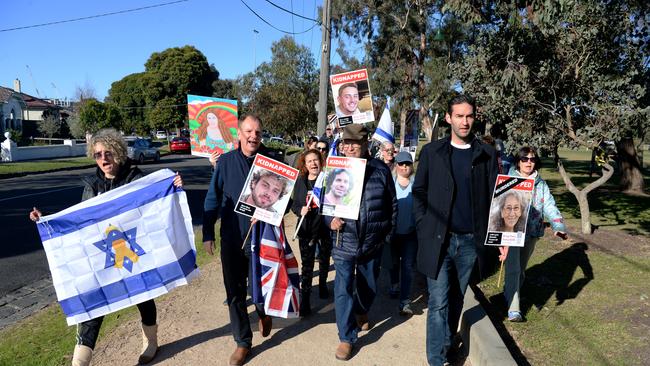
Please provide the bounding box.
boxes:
[81,160,143,201]
[324,157,397,262]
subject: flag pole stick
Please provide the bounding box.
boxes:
[336,229,340,247]
[293,194,315,241]
[497,258,505,288]
[242,223,254,250]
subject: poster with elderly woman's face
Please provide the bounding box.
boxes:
[187,95,238,158]
[485,175,535,247]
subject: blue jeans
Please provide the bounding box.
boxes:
[390,232,418,307]
[504,237,538,313]
[333,252,382,344]
[426,233,477,366]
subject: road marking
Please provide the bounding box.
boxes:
[0,186,80,203]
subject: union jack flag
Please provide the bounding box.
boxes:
[250,221,300,318]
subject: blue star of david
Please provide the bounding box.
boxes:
[93,225,146,272]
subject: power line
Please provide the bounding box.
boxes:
[239,0,319,35]
[265,0,319,23]
[0,0,189,33]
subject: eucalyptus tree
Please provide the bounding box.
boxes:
[446,0,648,233]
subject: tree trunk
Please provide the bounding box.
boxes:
[556,158,615,234]
[399,108,408,148]
[420,108,432,142]
[616,137,645,193]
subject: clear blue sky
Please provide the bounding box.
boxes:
[1,0,344,101]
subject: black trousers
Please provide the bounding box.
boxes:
[76,299,156,349]
[298,237,332,293]
[221,241,265,349]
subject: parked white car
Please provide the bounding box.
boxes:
[155,131,167,139]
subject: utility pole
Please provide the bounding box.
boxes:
[316,0,332,135]
[253,29,259,71]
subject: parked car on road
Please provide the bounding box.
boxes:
[127,138,160,164]
[169,137,191,154]
[155,131,167,139]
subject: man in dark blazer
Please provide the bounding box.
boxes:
[413,95,499,366]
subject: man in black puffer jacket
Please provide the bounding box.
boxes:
[323,124,397,361]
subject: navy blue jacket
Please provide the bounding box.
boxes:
[202,147,271,246]
[324,157,397,262]
[413,136,499,280]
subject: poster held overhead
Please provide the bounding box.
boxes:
[330,69,375,126]
[320,156,366,220]
[485,174,535,247]
[187,94,238,157]
[400,110,419,161]
[235,155,299,227]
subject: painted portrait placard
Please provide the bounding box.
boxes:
[187,95,238,158]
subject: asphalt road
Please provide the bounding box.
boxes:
[0,154,214,298]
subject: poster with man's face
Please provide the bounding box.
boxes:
[330,69,375,126]
[320,156,366,220]
[235,155,299,226]
[187,94,238,158]
[484,175,535,247]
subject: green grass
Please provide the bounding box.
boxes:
[0,156,94,175]
[0,227,217,366]
[477,147,650,365]
[480,238,650,365]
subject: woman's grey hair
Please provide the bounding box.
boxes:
[86,128,128,165]
[488,190,528,233]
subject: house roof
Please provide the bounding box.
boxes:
[0,86,59,110]
[0,87,15,104]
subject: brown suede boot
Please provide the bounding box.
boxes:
[71,345,92,366]
[229,346,250,366]
[138,324,158,364]
[335,342,353,361]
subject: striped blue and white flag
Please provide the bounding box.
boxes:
[372,98,395,144]
[36,169,198,326]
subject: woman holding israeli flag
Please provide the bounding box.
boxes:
[29,128,184,366]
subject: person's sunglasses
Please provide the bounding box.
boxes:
[93,151,113,160]
[397,162,412,166]
[317,147,327,151]
[520,156,536,163]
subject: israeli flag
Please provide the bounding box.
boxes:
[372,98,395,144]
[36,169,198,326]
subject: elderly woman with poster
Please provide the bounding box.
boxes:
[291,149,332,316]
[499,146,566,322]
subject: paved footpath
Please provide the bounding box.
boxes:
[91,215,476,366]
[1,212,516,365]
